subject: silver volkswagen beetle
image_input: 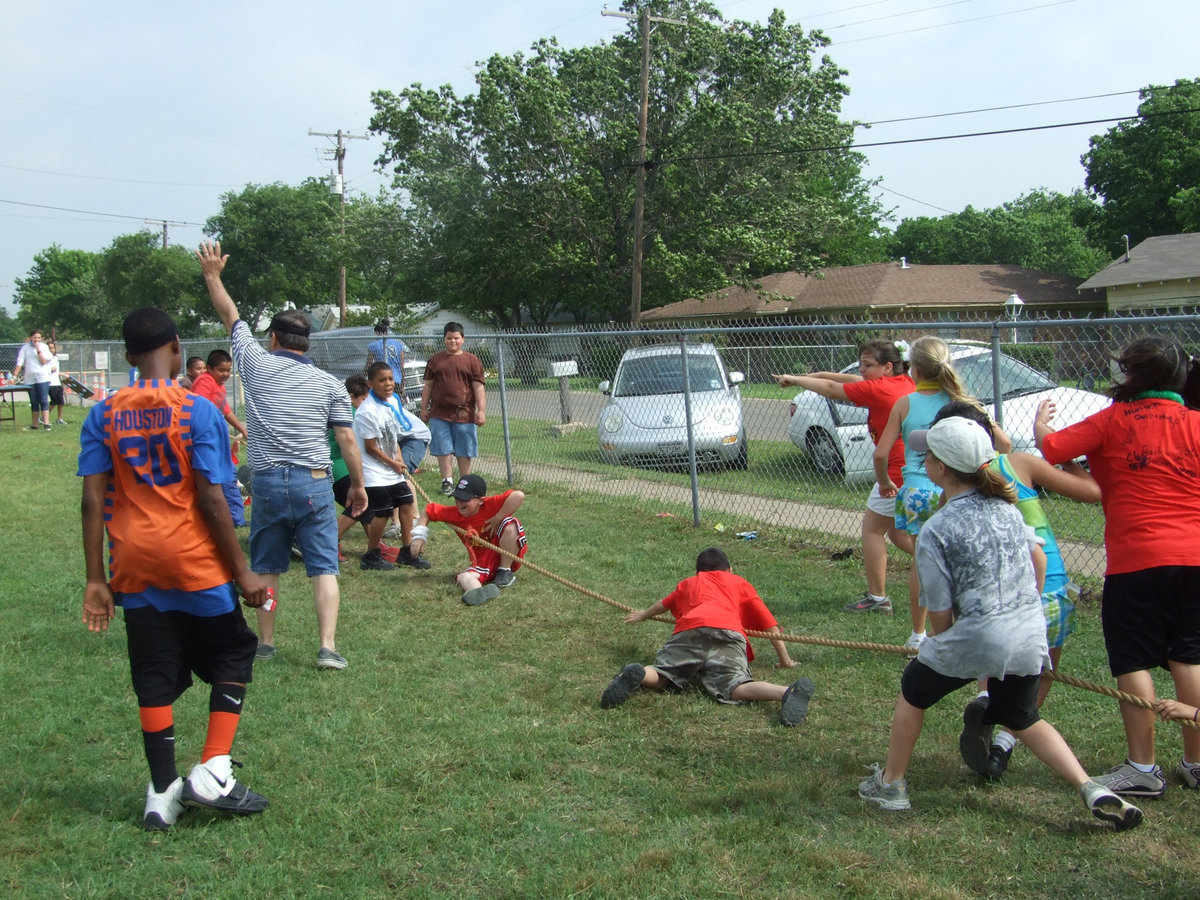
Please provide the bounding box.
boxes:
[598,343,747,469]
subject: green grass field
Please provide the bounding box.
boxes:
[2,417,1196,898]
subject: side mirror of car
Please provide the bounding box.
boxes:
[728,371,745,385]
[598,380,611,394]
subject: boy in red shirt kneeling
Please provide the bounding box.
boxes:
[601,547,814,727]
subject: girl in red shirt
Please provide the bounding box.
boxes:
[774,339,915,614]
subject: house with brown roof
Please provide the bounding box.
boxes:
[641,261,1100,324]
[1077,233,1200,311]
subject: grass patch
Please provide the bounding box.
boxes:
[2,421,1195,898]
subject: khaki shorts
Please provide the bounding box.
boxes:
[651,627,752,702]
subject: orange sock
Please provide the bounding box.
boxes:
[139,705,174,733]
[201,711,241,763]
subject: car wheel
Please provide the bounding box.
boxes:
[806,428,844,475]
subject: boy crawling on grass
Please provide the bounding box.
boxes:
[601,547,815,727]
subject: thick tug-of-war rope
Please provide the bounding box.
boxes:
[409,478,1199,730]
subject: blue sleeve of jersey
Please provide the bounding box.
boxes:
[76,401,113,476]
[188,396,236,485]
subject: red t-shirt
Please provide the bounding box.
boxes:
[842,374,913,486]
[1041,399,1200,575]
[425,490,516,553]
[190,371,231,416]
[661,569,778,662]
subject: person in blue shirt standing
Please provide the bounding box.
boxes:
[366,319,407,395]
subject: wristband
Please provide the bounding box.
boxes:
[411,524,429,543]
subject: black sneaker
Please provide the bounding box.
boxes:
[779,677,815,727]
[491,568,516,588]
[398,547,432,569]
[181,756,268,815]
[600,663,646,709]
[360,549,395,571]
[959,696,993,775]
[441,478,454,496]
[986,744,1012,781]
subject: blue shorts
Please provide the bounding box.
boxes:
[28,382,50,412]
[248,466,339,577]
[429,419,478,459]
[400,437,428,473]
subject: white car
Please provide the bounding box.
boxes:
[598,343,747,469]
[787,343,1111,482]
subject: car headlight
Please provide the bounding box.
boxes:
[603,411,624,434]
[715,405,736,427]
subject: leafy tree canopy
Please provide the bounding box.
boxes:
[1083,78,1200,252]
[13,244,104,339]
[890,189,1111,279]
[369,0,884,325]
[98,233,207,335]
[203,179,342,330]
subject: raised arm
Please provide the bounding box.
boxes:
[1007,452,1100,503]
[196,240,239,333]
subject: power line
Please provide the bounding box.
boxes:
[654,107,1200,167]
[0,163,234,189]
[859,90,1141,127]
[833,0,1078,45]
[0,198,202,227]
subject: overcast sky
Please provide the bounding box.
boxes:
[2,0,1196,317]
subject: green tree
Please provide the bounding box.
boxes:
[203,179,341,330]
[0,306,25,343]
[369,0,883,325]
[98,233,207,335]
[13,244,104,338]
[890,190,1110,278]
[1083,78,1200,252]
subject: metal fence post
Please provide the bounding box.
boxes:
[990,323,1005,429]
[496,335,514,486]
[678,331,701,526]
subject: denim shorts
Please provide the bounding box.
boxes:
[249,466,339,577]
[400,437,428,473]
[28,381,50,412]
[428,418,478,459]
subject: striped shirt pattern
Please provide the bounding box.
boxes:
[231,320,353,471]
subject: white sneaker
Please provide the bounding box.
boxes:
[383,522,404,541]
[143,777,185,831]
[181,755,268,814]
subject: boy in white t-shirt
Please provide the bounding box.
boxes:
[354,363,427,570]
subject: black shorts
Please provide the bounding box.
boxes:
[900,660,1042,731]
[1102,566,1200,676]
[333,475,373,523]
[365,481,412,519]
[123,605,257,706]
[48,384,65,405]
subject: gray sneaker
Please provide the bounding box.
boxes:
[462,584,501,606]
[491,568,516,589]
[254,642,276,660]
[1092,759,1167,798]
[844,592,893,614]
[441,478,454,496]
[1177,759,1200,789]
[858,763,911,810]
[779,677,815,727]
[1082,782,1144,831]
[316,647,348,670]
[958,696,993,775]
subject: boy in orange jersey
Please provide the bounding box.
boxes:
[600,547,815,727]
[79,307,272,831]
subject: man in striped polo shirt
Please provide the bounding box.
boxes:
[198,240,368,671]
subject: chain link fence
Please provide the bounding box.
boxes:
[8,310,1199,581]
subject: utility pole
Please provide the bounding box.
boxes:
[144,219,189,248]
[602,5,688,327]
[309,128,368,326]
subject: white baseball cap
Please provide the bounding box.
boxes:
[908,416,995,473]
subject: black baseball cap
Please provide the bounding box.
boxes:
[451,474,487,500]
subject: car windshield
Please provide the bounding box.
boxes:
[955,352,1056,403]
[613,355,725,397]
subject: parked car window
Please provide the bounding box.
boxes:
[956,353,1055,404]
[614,356,724,397]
